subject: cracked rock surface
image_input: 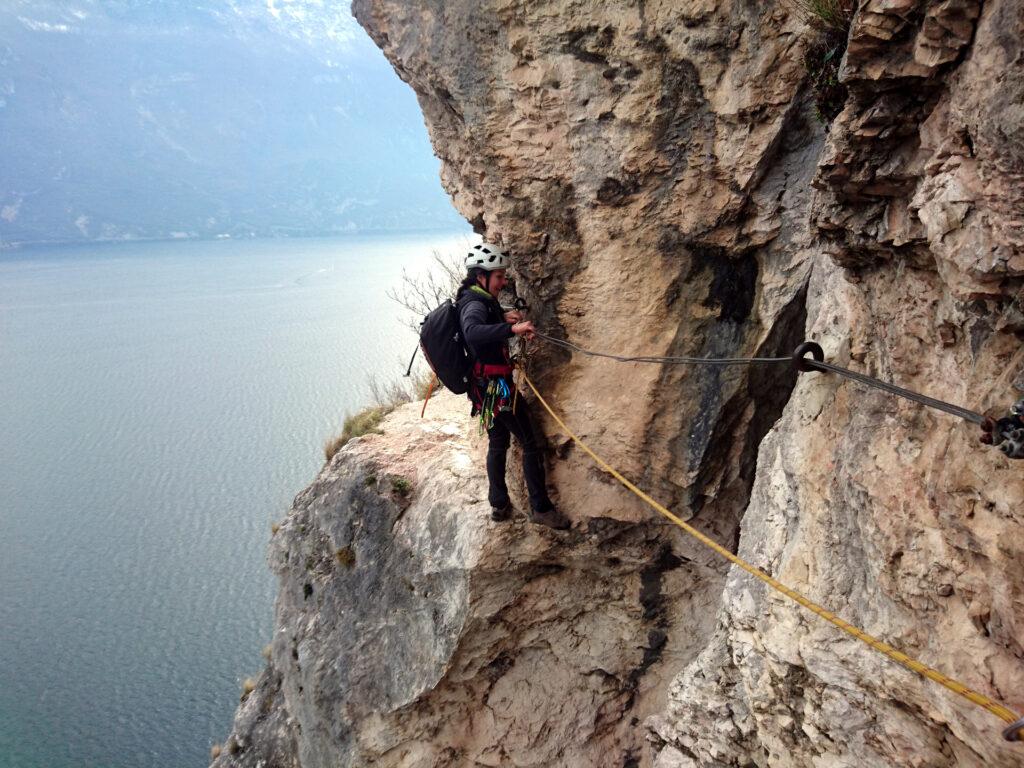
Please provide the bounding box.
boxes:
[214,1,1024,765]
[212,392,725,767]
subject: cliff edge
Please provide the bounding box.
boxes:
[212,1,1024,765]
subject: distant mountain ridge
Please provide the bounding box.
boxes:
[0,1,462,246]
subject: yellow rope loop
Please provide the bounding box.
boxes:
[519,371,1021,730]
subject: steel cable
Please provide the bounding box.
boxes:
[802,358,985,425]
[533,330,790,366]
[532,332,985,426]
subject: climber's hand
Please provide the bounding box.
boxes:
[504,310,524,324]
[511,321,536,340]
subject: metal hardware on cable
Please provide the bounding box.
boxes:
[531,332,1024,458]
[979,399,1024,459]
[791,341,986,425]
[1004,716,1024,742]
[518,370,1024,740]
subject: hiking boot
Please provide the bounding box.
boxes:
[528,506,570,530]
[490,501,513,522]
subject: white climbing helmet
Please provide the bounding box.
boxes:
[465,242,511,271]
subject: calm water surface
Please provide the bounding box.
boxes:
[0,232,468,768]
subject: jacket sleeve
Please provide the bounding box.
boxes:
[459,299,513,356]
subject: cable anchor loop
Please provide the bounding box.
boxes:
[792,341,824,373]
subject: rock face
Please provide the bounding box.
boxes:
[213,392,728,767]
[214,1,1024,766]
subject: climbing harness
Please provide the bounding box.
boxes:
[518,370,1024,741]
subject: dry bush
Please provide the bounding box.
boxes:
[387,248,465,332]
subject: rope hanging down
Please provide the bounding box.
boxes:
[517,370,1024,742]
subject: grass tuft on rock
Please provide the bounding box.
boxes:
[335,546,356,568]
[240,678,256,701]
[324,406,389,461]
[390,476,412,498]
[322,369,436,463]
[788,0,854,124]
[790,0,852,31]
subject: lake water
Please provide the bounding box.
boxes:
[0,232,469,768]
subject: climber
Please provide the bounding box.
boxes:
[456,242,570,530]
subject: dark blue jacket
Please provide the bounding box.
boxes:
[456,285,512,367]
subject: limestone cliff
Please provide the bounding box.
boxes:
[212,1,1024,766]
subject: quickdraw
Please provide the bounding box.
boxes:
[478,376,513,433]
[981,400,1024,459]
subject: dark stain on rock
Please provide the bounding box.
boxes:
[560,25,615,66]
[618,547,682,712]
[688,282,808,516]
[596,176,638,206]
[483,652,515,683]
[645,42,713,183]
[639,546,683,622]
[686,244,759,323]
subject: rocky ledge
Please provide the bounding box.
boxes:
[212,391,730,767]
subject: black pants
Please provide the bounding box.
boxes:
[486,398,554,513]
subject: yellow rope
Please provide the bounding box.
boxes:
[520,371,1020,728]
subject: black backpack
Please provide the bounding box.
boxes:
[417,299,473,394]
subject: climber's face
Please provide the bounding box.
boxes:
[480,269,507,298]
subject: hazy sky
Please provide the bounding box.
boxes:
[0,1,464,244]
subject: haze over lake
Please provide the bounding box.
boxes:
[0,231,469,768]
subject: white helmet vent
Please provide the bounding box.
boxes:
[465,243,511,271]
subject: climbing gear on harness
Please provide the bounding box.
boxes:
[465,243,510,271]
[519,370,1023,740]
[791,341,987,425]
[477,376,514,433]
[980,399,1024,459]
